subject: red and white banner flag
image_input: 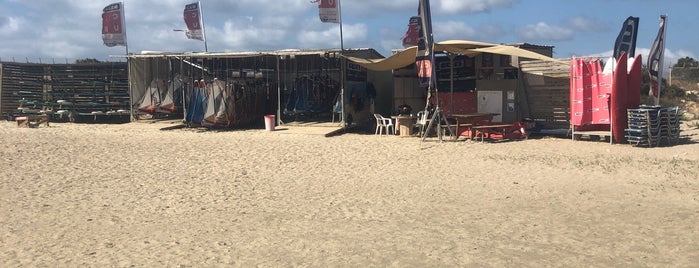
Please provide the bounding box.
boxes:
[101,2,126,47]
[184,2,205,41]
[401,16,420,48]
[416,0,435,88]
[647,15,667,105]
[317,0,340,23]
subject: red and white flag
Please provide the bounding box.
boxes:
[101,2,126,47]
[416,0,435,88]
[316,0,340,23]
[647,15,667,105]
[184,2,205,41]
[401,16,420,48]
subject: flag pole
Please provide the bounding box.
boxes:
[198,1,208,52]
[122,0,129,55]
[339,0,346,127]
[122,0,133,121]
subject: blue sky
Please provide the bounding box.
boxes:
[0,0,696,67]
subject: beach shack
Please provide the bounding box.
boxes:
[126,48,391,132]
[345,40,559,125]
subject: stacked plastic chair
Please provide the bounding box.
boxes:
[625,105,681,147]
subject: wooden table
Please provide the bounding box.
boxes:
[449,113,499,140]
[391,115,415,137]
[470,124,515,142]
[16,114,49,128]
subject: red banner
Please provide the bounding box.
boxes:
[401,16,420,48]
[416,0,435,88]
[184,2,204,41]
[101,2,126,47]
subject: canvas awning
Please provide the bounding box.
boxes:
[344,40,561,71]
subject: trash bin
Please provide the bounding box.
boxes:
[264,115,275,131]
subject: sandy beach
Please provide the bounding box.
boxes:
[1,120,698,267]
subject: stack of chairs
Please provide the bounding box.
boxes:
[625,105,681,147]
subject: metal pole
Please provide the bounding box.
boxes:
[277,55,282,125]
[448,53,456,115]
[338,0,346,128]
[199,1,208,52]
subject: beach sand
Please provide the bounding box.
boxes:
[1,120,698,267]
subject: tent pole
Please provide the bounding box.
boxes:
[448,52,456,115]
[276,55,282,125]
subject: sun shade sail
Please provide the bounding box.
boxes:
[345,40,560,71]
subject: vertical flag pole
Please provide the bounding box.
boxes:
[198,1,208,52]
[122,0,129,55]
[338,0,346,127]
[122,0,134,121]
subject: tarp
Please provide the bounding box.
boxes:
[345,40,560,71]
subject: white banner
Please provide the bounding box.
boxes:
[318,0,340,23]
[647,15,667,105]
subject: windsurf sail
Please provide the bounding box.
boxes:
[202,79,231,126]
[138,80,162,114]
[159,75,183,113]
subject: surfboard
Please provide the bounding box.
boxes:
[626,54,642,110]
[611,52,628,144]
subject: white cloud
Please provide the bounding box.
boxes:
[564,16,608,32]
[434,21,476,41]
[0,16,21,36]
[296,23,368,50]
[220,20,290,52]
[516,22,574,42]
[438,0,516,14]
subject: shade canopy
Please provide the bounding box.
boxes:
[344,40,561,71]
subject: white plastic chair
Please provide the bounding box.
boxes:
[414,111,428,136]
[373,113,395,135]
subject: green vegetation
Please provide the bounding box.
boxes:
[74,58,101,64]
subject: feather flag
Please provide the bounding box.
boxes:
[647,15,667,105]
[183,2,205,41]
[401,16,420,48]
[415,0,435,88]
[101,2,126,47]
[613,16,639,60]
[316,0,341,23]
